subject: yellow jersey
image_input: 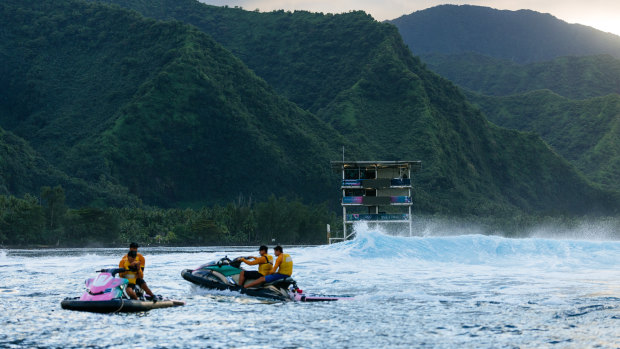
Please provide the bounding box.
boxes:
[119,252,145,272]
[275,253,293,276]
[119,258,143,284]
[258,254,274,276]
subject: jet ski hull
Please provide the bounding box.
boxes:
[182,257,350,302]
[181,269,290,301]
[61,297,185,313]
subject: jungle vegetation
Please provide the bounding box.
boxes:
[1,0,619,246]
[0,187,338,246]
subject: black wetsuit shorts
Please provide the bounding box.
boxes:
[128,278,146,288]
[242,271,263,280]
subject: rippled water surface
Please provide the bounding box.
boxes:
[1,229,619,348]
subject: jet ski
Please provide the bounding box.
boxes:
[182,256,348,302]
[61,268,185,313]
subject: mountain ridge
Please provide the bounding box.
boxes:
[0,0,617,216]
[421,53,620,99]
[468,90,620,193]
[90,0,620,214]
[390,4,620,63]
[0,0,351,206]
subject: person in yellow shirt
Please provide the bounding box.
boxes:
[237,245,273,287]
[119,242,145,273]
[243,245,293,289]
[119,243,156,301]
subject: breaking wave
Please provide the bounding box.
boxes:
[321,224,620,269]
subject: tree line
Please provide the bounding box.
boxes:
[0,186,340,247]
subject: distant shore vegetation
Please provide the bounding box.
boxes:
[2,186,618,248]
[0,186,340,247]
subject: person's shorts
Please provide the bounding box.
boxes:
[264,273,289,283]
[127,278,146,288]
[242,270,263,280]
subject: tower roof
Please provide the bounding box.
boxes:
[330,160,421,171]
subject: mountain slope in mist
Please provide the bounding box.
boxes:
[421,53,620,99]
[469,90,620,193]
[389,4,620,63]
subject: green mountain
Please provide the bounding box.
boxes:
[0,127,66,198]
[90,0,619,214]
[0,127,139,206]
[421,53,620,99]
[468,90,620,193]
[94,0,399,115]
[1,0,618,216]
[389,5,620,63]
[389,6,620,196]
[0,0,352,206]
[413,45,620,195]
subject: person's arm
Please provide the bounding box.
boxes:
[119,256,126,268]
[140,254,145,271]
[269,255,282,274]
[242,256,266,266]
[119,260,128,278]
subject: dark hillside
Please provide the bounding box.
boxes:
[0,0,351,206]
[1,0,617,215]
[318,34,618,214]
[0,127,139,206]
[0,1,180,180]
[417,50,620,194]
[469,90,620,193]
[95,0,394,114]
[390,5,620,63]
[102,28,352,204]
[421,53,620,99]
[97,0,620,215]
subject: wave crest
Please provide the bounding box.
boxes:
[325,224,620,268]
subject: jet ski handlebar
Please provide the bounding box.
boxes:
[96,268,128,276]
[216,257,231,267]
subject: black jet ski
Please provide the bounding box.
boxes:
[182,257,347,302]
[61,268,185,313]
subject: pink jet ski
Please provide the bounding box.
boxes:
[61,268,184,313]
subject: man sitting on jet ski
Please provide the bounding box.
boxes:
[244,245,293,289]
[237,245,273,287]
[120,250,157,302]
[119,242,156,299]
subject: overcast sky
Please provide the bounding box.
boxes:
[199,0,620,36]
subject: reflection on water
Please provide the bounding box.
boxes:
[0,230,619,348]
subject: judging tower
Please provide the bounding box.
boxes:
[330,160,421,243]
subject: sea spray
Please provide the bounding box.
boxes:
[315,226,620,269]
[355,214,620,240]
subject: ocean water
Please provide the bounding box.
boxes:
[0,226,619,348]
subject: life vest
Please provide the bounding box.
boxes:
[120,259,143,284]
[277,253,293,276]
[258,254,273,276]
[119,253,146,272]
